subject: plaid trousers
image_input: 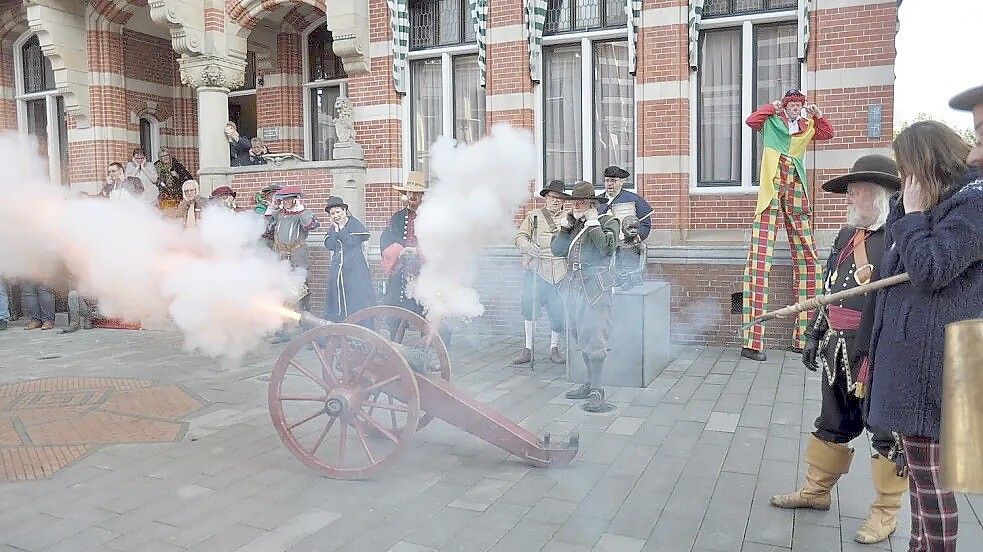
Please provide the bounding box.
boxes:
[903,436,958,552]
[742,157,821,351]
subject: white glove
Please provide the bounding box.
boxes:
[560,214,575,229]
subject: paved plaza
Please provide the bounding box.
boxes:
[0,320,981,552]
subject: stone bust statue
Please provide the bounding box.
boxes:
[334,97,356,143]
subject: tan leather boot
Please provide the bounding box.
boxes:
[854,454,908,544]
[770,435,853,510]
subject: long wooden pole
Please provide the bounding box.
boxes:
[740,272,911,330]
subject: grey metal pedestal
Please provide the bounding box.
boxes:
[567,280,672,388]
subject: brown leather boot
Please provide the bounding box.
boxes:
[854,454,908,544]
[24,321,42,330]
[40,321,54,330]
[512,348,532,365]
[549,347,565,364]
[770,435,853,510]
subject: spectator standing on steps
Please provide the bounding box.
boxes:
[124,148,160,204]
[226,122,251,167]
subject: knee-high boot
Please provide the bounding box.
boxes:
[771,434,853,510]
[854,454,907,544]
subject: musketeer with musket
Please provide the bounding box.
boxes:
[513,180,568,366]
[770,155,907,545]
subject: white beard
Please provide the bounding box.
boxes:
[846,204,871,229]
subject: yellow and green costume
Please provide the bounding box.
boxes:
[742,104,833,353]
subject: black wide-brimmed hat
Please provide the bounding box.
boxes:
[539,179,566,197]
[949,84,983,111]
[261,183,283,194]
[561,181,607,203]
[324,195,349,212]
[821,154,901,194]
[603,166,630,179]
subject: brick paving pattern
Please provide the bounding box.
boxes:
[0,321,979,551]
[0,376,204,482]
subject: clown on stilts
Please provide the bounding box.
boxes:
[741,89,834,361]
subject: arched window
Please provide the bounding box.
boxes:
[15,34,69,185]
[138,115,160,161]
[304,24,348,161]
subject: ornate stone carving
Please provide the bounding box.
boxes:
[179,55,247,91]
[25,1,91,127]
[334,97,356,143]
[330,33,370,75]
[325,0,371,76]
[149,0,202,56]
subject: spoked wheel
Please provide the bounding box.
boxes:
[344,306,450,429]
[268,323,420,479]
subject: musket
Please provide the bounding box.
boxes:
[530,214,539,371]
[740,272,911,330]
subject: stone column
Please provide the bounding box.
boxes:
[179,55,247,194]
[196,86,231,192]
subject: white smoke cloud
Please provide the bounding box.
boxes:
[410,123,537,322]
[0,134,305,359]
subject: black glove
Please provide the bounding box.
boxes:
[802,336,820,371]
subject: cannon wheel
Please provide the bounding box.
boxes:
[269,323,420,479]
[343,306,451,429]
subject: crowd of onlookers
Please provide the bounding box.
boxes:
[0,121,276,333]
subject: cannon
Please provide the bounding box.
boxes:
[267,306,579,479]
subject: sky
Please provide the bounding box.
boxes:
[893,0,979,132]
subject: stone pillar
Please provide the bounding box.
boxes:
[179,55,247,194]
[196,86,232,192]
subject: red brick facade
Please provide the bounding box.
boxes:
[1,0,898,348]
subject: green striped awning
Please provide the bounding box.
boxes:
[526,0,547,82]
[688,0,704,69]
[388,0,409,94]
[469,0,488,87]
[797,0,813,60]
[626,0,641,75]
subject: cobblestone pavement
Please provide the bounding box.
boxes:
[0,320,980,552]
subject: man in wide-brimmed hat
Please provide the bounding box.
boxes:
[380,171,430,334]
[597,166,653,241]
[742,88,835,361]
[512,180,569,366]
[771,154,906,545]
[951,83,983,171]
[551,181,621,412]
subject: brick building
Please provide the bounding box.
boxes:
[0,0,898,347]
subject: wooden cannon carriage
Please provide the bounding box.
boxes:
[268,306,579,479]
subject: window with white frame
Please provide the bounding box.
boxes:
[14,34,69,185]
[406,0,485,172]
[304,24,348,161]
[542,8,634,188]
[695,11,800,188]
[228,52,258,140]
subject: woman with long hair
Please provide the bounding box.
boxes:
[867,121,983,551]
